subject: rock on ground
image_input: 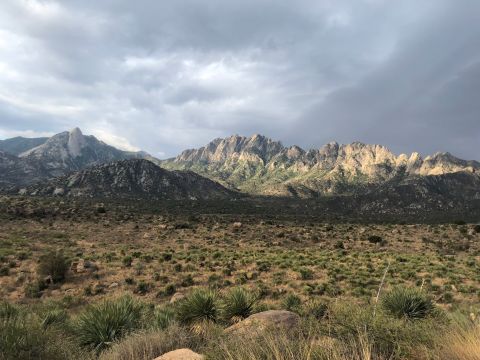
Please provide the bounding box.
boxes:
[154,348,204,360]
[225,310,300,335]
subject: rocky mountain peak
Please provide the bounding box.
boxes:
[67,127,86,157]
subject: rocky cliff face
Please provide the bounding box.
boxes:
[20,159,234,200]
[0,128,151,187]
[162,135,480,197]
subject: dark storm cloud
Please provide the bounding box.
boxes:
[0,0,478,158]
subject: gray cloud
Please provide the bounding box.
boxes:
[0,0,478,158]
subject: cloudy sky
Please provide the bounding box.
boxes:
[0,0,479,159]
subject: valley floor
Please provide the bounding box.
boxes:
[1,196,479,359]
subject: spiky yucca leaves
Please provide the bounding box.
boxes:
[74,296,144,353]
[176,288,219,333]
[41,308,67,329]
[153,306,176,330]
[381,287,435,320]
[222,287,257,324]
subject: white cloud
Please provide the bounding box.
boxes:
[89,129,140,152]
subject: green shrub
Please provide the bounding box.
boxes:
[381,287,436,320]
[0,301,19,320]
[306,301,329,320]
[153,306,176,330]
[37,251,70,283]
[222,287,257,324]
[41,309,68,329]
[298,268,314,280]
[282,294,302,312]
[122,256,133,267]
[24,279,48,299]
[176,288,219,326]
[74,296,144,353]
[368,235,383,244]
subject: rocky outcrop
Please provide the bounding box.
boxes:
[19,159,234,200]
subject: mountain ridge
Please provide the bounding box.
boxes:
[161,134,480,196]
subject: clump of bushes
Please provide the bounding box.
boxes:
[382,287,436,320]
[37,250,70,283]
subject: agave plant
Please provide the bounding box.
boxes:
[381,287,435,320]
[74,296,144,352]
[222,287,257,324]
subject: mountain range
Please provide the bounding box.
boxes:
[160,134,480,197]
[0,129,479,207]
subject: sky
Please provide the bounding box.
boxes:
[0,0,479,159]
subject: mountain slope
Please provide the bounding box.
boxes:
[20,159,234,200]
[161,134,480,197]
[19,127,147,177]
[0,136,48,155]
[0,151,48,187]
[0,128,154,187]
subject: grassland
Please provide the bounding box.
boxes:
[1,195,479,359]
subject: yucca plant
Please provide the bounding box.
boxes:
[74,296,144,353]
[153,306,176,330]
[41,308,68,329]
[222,287,257,324]
[381,287,435,320]
[176,288,219,331]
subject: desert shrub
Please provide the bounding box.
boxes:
[41,308,68,329]
[74,296,144,353]
[0,301,19,320]
[37,251,70,283]
[24,279,48,299]
[164,283,176,296]
[180,274,194,287]
[306,300,329,320]
[368,235,384,244]
[282,294,302,312]
[152,306,176,330]
[381,287,436,320]
[176,288,219,327]
[0,265,10,276]
[222,287,257,324]
[122,256,132,267]
[1,311,87,360]
[298,267,314,280]
[135,281,149,295]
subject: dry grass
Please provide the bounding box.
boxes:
[437,324,480,360]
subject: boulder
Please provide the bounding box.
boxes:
[225,310,300,335]
[154,349,204,360]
